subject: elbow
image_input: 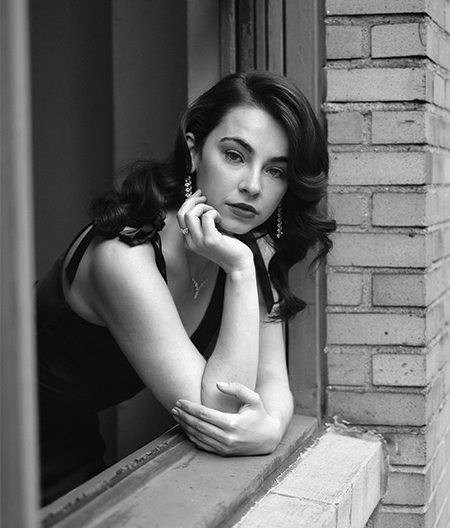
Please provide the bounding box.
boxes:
[200,379,241,413]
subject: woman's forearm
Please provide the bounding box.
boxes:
[201,265,260,412]
[257,382,294,447]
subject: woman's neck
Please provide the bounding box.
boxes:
[161,210,217,278]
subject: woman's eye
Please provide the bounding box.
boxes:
[226,151,243,163]
[267,167,285,178]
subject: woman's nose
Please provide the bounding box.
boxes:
[239,167,261,195]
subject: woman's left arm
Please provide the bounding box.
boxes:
[171,313,294,456]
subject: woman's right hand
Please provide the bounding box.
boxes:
[177,190,254,274]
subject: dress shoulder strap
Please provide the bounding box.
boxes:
[64,222,167,285]
[237,232,274,314]
[64,226,97,285]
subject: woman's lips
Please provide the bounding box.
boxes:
[227,203,258,219]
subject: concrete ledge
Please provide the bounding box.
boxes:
[234,427,388,528]
[40,415,318,528]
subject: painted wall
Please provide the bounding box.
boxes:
[112,0,188,173]
[30,0,114,279]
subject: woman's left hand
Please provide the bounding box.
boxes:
[170,382,284,456]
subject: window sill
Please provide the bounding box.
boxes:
[40,414,318,528]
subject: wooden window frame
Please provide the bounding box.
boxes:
[1,0,40,525]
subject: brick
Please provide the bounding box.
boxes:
[329,151,428,186]
[372,354,427,386]
[328,271,363,305]
[383,466,428,506]
[327,352,368,385]
[444,361,450,397]
[372,111,426,145]
[327,68,427,102]
[329,232,427,268]
[327,111,364,144]
[326,25,364,59]
[434,463,450,527]
[429,225,450,262]
[372,23,426,58]
[428,371,445,419]
[431,432,449,490]
[328,192,366,225]
[370,337,443,390]
[429,0,450,31]
[429,151,450,184]
[432,72,445,109]
[382,400,449,482]
[326,0,427,15]
[431,113,450,149]
[327,389,427,426]
[371,109,450,149]
[426,187,450,226]
[425,260,450,305]
[383,431,427,466]
[446,2,450,32]
[370,505,426,528]
[372,273,426,307]
[426,297,449,345]
[428,395,450,461]
[426,20,450,70]
[427,333,450,383]
[372,192,427,227]
[327,313,426,346]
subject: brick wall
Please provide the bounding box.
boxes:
[324,1,450,526]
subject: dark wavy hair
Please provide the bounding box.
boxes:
[91,71,336,320]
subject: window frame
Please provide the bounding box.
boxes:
[1,0,40,525]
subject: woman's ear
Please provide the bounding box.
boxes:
[185,132,198,173]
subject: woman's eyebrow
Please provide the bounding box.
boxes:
[220,136,254,153]
[219,136,288,163]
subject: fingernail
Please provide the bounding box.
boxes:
[171,407,179,416]
[217,382,229,389]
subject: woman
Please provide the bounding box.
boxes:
[37,71,335,505]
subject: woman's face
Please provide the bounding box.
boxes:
[187,105,289,235]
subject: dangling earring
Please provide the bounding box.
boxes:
[185,174,193,199]
[276,203,283,239]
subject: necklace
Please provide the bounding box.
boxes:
[191,277,208,299]
[187,258,214,300]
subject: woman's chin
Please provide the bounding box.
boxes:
[217,223,254,237]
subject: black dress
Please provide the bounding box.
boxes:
[36,225,225,506]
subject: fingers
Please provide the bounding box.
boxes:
[176,189,223,241]
[185,207,221,241]
[216,382,262,408]
[171,402,232,455]
[171,393,273,456]
[176,189,206,230]
[172,400,229,429]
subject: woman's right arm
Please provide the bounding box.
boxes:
[88,215,260,414]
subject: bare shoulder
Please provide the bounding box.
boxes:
[84,235,172,324]
[64,233,164,324]
[89,236,159,283]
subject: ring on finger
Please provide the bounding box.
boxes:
[181,227,190,236]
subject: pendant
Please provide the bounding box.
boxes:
[191,277,208,299]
